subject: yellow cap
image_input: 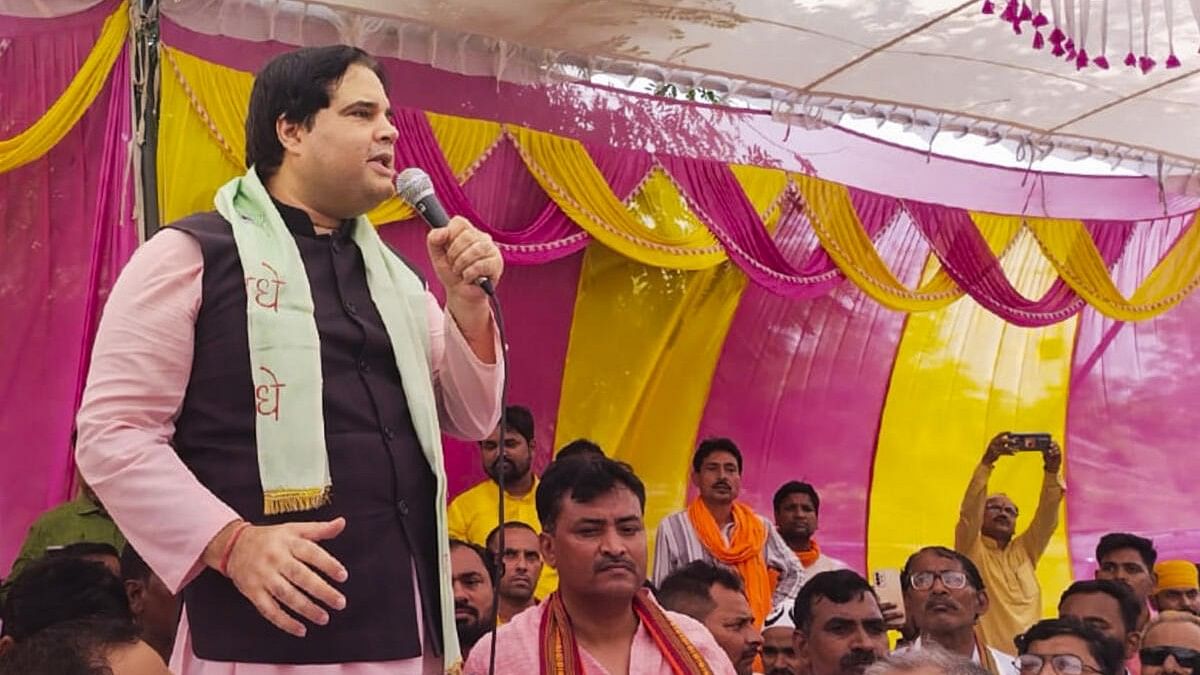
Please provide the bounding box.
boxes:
[1155,560,1199,593]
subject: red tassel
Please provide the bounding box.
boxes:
[1093,54,1110,69]
[1075,49,1089,69]
[1049,27,1065,43]
[1032,11,1049,27]
[1166,53,1182,68]
[1033,31,1046,49]
[1124,51,1137,66]
[1139,55,1156,73]
[982,0,996,13]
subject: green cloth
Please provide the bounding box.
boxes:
[4,495,125,587]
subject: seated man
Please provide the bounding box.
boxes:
[448,405,557,597]
[792,570,891,675]
[1058,579,1143,673]
[1138,611,1200,675]
[774,482,849,581]
[120,544,181,663]
[1095,533,1158,632]
[466,455,734,674]
[1014,617,1125,675]
[0,617,169,675]
[763,600,802,675]
[486,521,544,623]
[450,539,497,658]
[899,546,1017,675]
[865,647,990,675]
[0,556,132,647]
[658,560,765,675]
[955,433,1065,652]
[3,476,125,599]
[1151,562,1199,616]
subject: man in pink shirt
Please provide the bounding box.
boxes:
[75,44,504,674]
[465,454,735,674]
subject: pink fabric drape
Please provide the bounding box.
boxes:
[0,2,136,574]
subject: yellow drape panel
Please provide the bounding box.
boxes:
[730,164,788,235]
[868,229,1075,620]
[508,126,727,270]
[426,112,502,180]
[0,4,128,173]
[1027,212,1200,321]
[796,174,965,311]
[554,244,747,563]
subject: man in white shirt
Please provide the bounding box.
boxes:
[898,546,1018,675]
[773,482,849,582]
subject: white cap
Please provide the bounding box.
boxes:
[764,599,795,630]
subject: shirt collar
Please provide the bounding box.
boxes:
[270,196,356,240]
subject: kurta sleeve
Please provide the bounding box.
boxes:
[427,293,504,440]
[955,463,992,554]
[75,229,240,593]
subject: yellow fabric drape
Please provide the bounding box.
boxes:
[554,244,747,565]
[0,4,128,173]
[796,174,966,311]
[508,126,727,270]
[426,112,502,181]
[1027,213,1200,321]
[868,230,1075,621]
[730,164,788,234]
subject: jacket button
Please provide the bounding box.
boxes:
[395,499,409,516]
[383,426,396,440]
[358,359,369,373]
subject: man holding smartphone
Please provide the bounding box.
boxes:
[955,433,1065,653]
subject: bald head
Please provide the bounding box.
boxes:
[981,494,1018,544]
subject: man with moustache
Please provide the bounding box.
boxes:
[774,482,849,582]
[955,433,1065,651]
[449,540,497,658]
[658,561,766,675]
[449,405,558,598]
[465,455,734,674]
[898,547,1018,675]
[792,570,890,675]
[485,521,543,623]
[763,601,803,675]
[1095,533,1158,632]
[655,439,803,627]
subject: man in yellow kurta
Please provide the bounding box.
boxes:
[955,433,1065,652]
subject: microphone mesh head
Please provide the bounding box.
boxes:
[394,167,434,206]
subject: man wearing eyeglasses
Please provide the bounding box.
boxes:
[1139,611,1200,675]
[955,433,1066,652]
[897,546,1018,675]
[1015,617,1125,675]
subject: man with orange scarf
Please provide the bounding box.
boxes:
[465,453,734,674]
[773,482,849,582]
[653,438,803,627]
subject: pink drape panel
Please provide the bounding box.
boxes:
[0,2,136,574]
[694,204,935,572]
[1066,214,1200,576]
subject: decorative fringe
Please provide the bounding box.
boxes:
[1139,54,1156,72]
[1076,48,1090,67]
[1049,26,1066,42]
[1094,54,1111,67]
[983,0,997,13]
[1034,30,1047,48]
[1166,52,1182,67]
[1033,10,1050,25]
[263,487,332,515]
[1125,50,1138,65]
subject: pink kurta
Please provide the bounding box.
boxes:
[463,599,737,675]
[76,229,504,674]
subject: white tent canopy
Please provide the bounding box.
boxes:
[11,0,1197,177]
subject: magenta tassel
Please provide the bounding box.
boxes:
[1065,40,1077,60]
[1166,53,1182,68]
[1052,43,1066,56]
[1033,31,1046,49]
[1124,51,1137,66]
[1012,21,1023,34]
[1049,27,1065,43]
[1139,55,1156,73]
[1019,3,1033,20]
[1093,54,1110,69]
[1001,0,1018,21]
[982,0,996,13]
[1075,49,1089,69]
[1032,11,1049,27]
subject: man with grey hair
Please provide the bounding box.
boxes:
[866,646,990,675]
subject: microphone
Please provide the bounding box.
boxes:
[395,167,493,295]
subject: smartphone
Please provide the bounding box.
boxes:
[1009,433,1052,451]
[873,568,906,624]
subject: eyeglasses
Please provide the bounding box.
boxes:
[909,570,970,591]
[1140,646,1200,670]
[1017,654,1104,675]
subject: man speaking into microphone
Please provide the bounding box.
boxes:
[75,45,504,674]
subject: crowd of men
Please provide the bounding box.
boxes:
[1,406,1198,674]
